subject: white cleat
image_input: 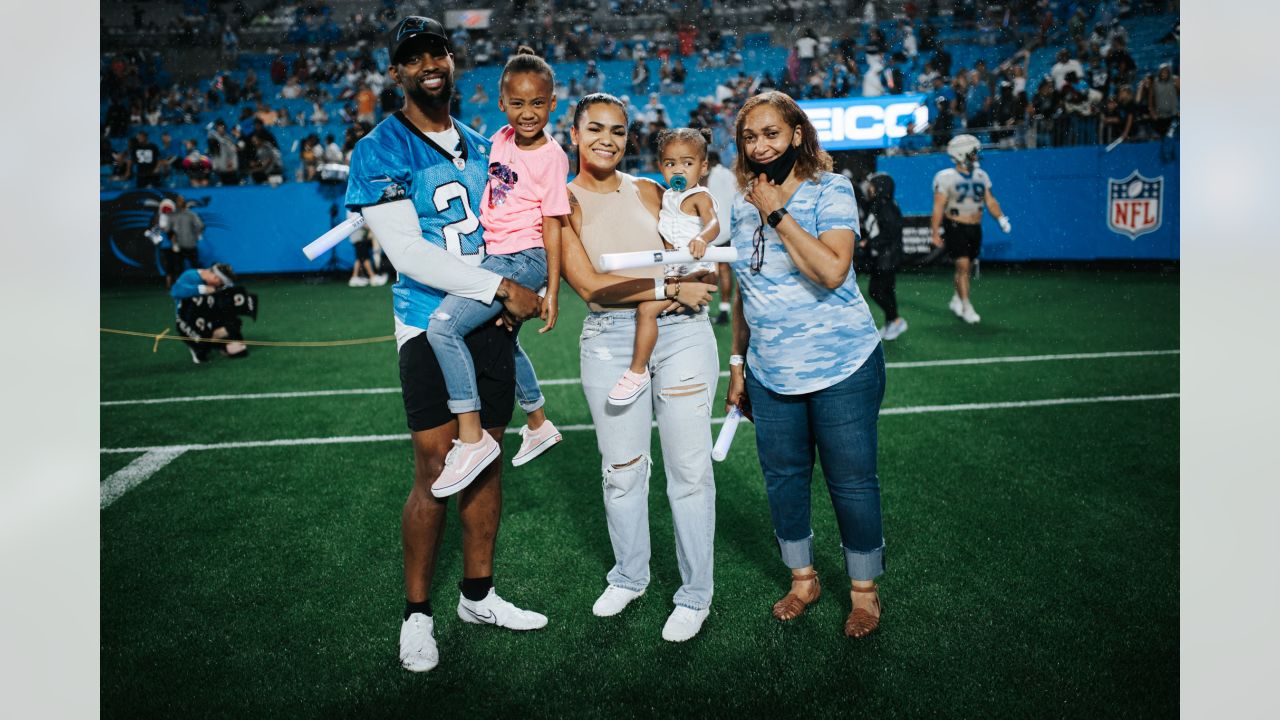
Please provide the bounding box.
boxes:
[457,588,548,631]
[882,317,908,341]
[399,613,439,672]
[661,606,710,642]
[592,585,645,617]
[962,304,981,324]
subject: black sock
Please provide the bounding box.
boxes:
[459,576,493,602]
[404,600,432,620]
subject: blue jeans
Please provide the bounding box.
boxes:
[745,343,887,581]
[579,310,719,610]
[427,248,547,415]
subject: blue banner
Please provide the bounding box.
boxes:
[800,94,931,151]
[877,142,1179,261]
[101,182,356,280]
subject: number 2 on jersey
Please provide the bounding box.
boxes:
[433,181,481,256]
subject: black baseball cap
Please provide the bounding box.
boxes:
[389,16,450,64]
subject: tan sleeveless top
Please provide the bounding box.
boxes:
[572,173,665,312]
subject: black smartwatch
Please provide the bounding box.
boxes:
[766,207,789,228]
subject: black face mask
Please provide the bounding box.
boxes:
[746,141,799,186]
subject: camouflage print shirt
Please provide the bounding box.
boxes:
[729,172,879,395]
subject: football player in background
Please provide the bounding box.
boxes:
[930,134,1012,324]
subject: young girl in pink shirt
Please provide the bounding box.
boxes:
[427,48,569,496]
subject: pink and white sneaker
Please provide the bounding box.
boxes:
[512,420,563,467]
[431,433,501,498]
[608,369,651,406]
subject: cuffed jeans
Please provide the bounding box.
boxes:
[579,310,718,610]
[427,248,547,415]
[745,344,887,581]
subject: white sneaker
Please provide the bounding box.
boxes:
[592,585,645,617]
[432,433,501,498]
[608,368,651,406]
[371,273,389,287]
[399,613,439,672]
[349,275,369,287]
[962,303,981,324]
[882,317,908,341]
[456,588,547,630]
[512,420,563,467]
[948,294,964,317]
[661,606,710,642]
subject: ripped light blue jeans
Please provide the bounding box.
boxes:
[579,309,719,611]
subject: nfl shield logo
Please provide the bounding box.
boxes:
[1107,171,1163,239]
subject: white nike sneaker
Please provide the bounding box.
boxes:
[948,294,964,317]
[399,613,439,672]
[883,317,908,341]
[592,585,645,617]
[661,606,710,642]
[456,588,547,631]
[962,303,981,324]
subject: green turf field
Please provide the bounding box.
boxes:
[100,267,1178,718]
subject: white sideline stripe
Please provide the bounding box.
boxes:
[100,349,1180,407]
[100,449,186,508]
[100,392,1177,456]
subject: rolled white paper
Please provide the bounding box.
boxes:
[303,213,366,260]
[712,406,744,462]
[598,246,738,272]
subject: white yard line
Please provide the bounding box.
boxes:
[100,349,1180,407]
[101,392,1178,456]
[100,449,187,509]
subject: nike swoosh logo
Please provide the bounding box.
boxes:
[464,605,496,623]
[369,175,395,183]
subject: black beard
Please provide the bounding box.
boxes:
[405,74,453,114]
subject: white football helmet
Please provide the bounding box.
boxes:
[947,134,980,170]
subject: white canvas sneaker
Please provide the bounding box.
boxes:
[592,585,645,617]
[456,588,547,630]
[511,420,563,467]
[399,613,439,673]
[882,317,908,341]
[431,434,500,498]
[661,606,710,642]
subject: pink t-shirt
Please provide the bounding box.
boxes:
[481,125,572,255]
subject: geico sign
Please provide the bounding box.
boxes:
[805,103,930,144]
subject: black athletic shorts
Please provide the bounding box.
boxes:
[353,239,373,262]
[943,218,982,259]
[398,321,515,433]
[165,248,197,277]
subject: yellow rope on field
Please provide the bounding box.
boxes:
[101,327,395,348]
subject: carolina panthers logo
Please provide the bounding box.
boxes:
[101,190,225,279]
[487,162,519,208]
[397,17,430,41]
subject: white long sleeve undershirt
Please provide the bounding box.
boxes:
[359,199,502,311]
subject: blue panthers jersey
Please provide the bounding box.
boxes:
[345,112,492,328]
[170,269,204,309]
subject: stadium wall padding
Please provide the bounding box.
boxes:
[102,143,1178,280]
[877,142,1179,261]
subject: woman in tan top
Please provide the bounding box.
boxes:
[557,93,721,643]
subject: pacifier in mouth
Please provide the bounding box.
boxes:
[670,174,687,191]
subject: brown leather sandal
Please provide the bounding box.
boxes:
[771,571,821,621]
[844,584,882,638]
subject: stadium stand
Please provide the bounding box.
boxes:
[101,0,1179,192]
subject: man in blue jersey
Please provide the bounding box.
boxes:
[345,16,547,674]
